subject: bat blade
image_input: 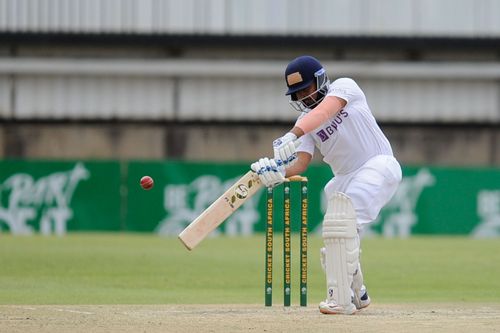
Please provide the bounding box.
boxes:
[178,171,263,250]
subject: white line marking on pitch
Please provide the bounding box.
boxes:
[54,309,94,315]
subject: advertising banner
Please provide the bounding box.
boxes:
[0,161,121,234]
[1,160,499,237]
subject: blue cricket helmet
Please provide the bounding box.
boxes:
[284,55,330,112]
[285,55,323,96]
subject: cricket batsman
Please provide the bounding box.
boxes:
[251,55,402,314]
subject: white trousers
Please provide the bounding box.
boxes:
[324,155,402,226]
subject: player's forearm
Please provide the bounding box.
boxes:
[284,163,302,178]
[294,96,345,135]
[285,152,311,177]
[290,126,305,138]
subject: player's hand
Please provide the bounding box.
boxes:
[250,157,286,188]
[273,132,298,168]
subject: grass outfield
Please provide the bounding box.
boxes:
[1,233,499,305]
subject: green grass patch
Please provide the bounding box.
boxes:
[0,233,499,304]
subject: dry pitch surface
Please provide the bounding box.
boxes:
[2,303,500,333]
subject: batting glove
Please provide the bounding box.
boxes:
[250,157,286,188]
[273,132,298,168]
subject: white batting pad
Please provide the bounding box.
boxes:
[322,192,360,306]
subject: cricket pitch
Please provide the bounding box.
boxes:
[2,303,499,333]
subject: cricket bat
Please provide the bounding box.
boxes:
[178,171,263,250]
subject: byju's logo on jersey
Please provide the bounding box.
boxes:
[316,110,349,142]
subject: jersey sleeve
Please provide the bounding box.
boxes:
[296,133,315,157]
[326,78,363,104]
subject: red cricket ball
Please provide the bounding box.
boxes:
[140,176,154,190]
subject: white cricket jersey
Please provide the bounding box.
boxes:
[296,78,393,175]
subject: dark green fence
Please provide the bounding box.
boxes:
[1,160,499,237]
